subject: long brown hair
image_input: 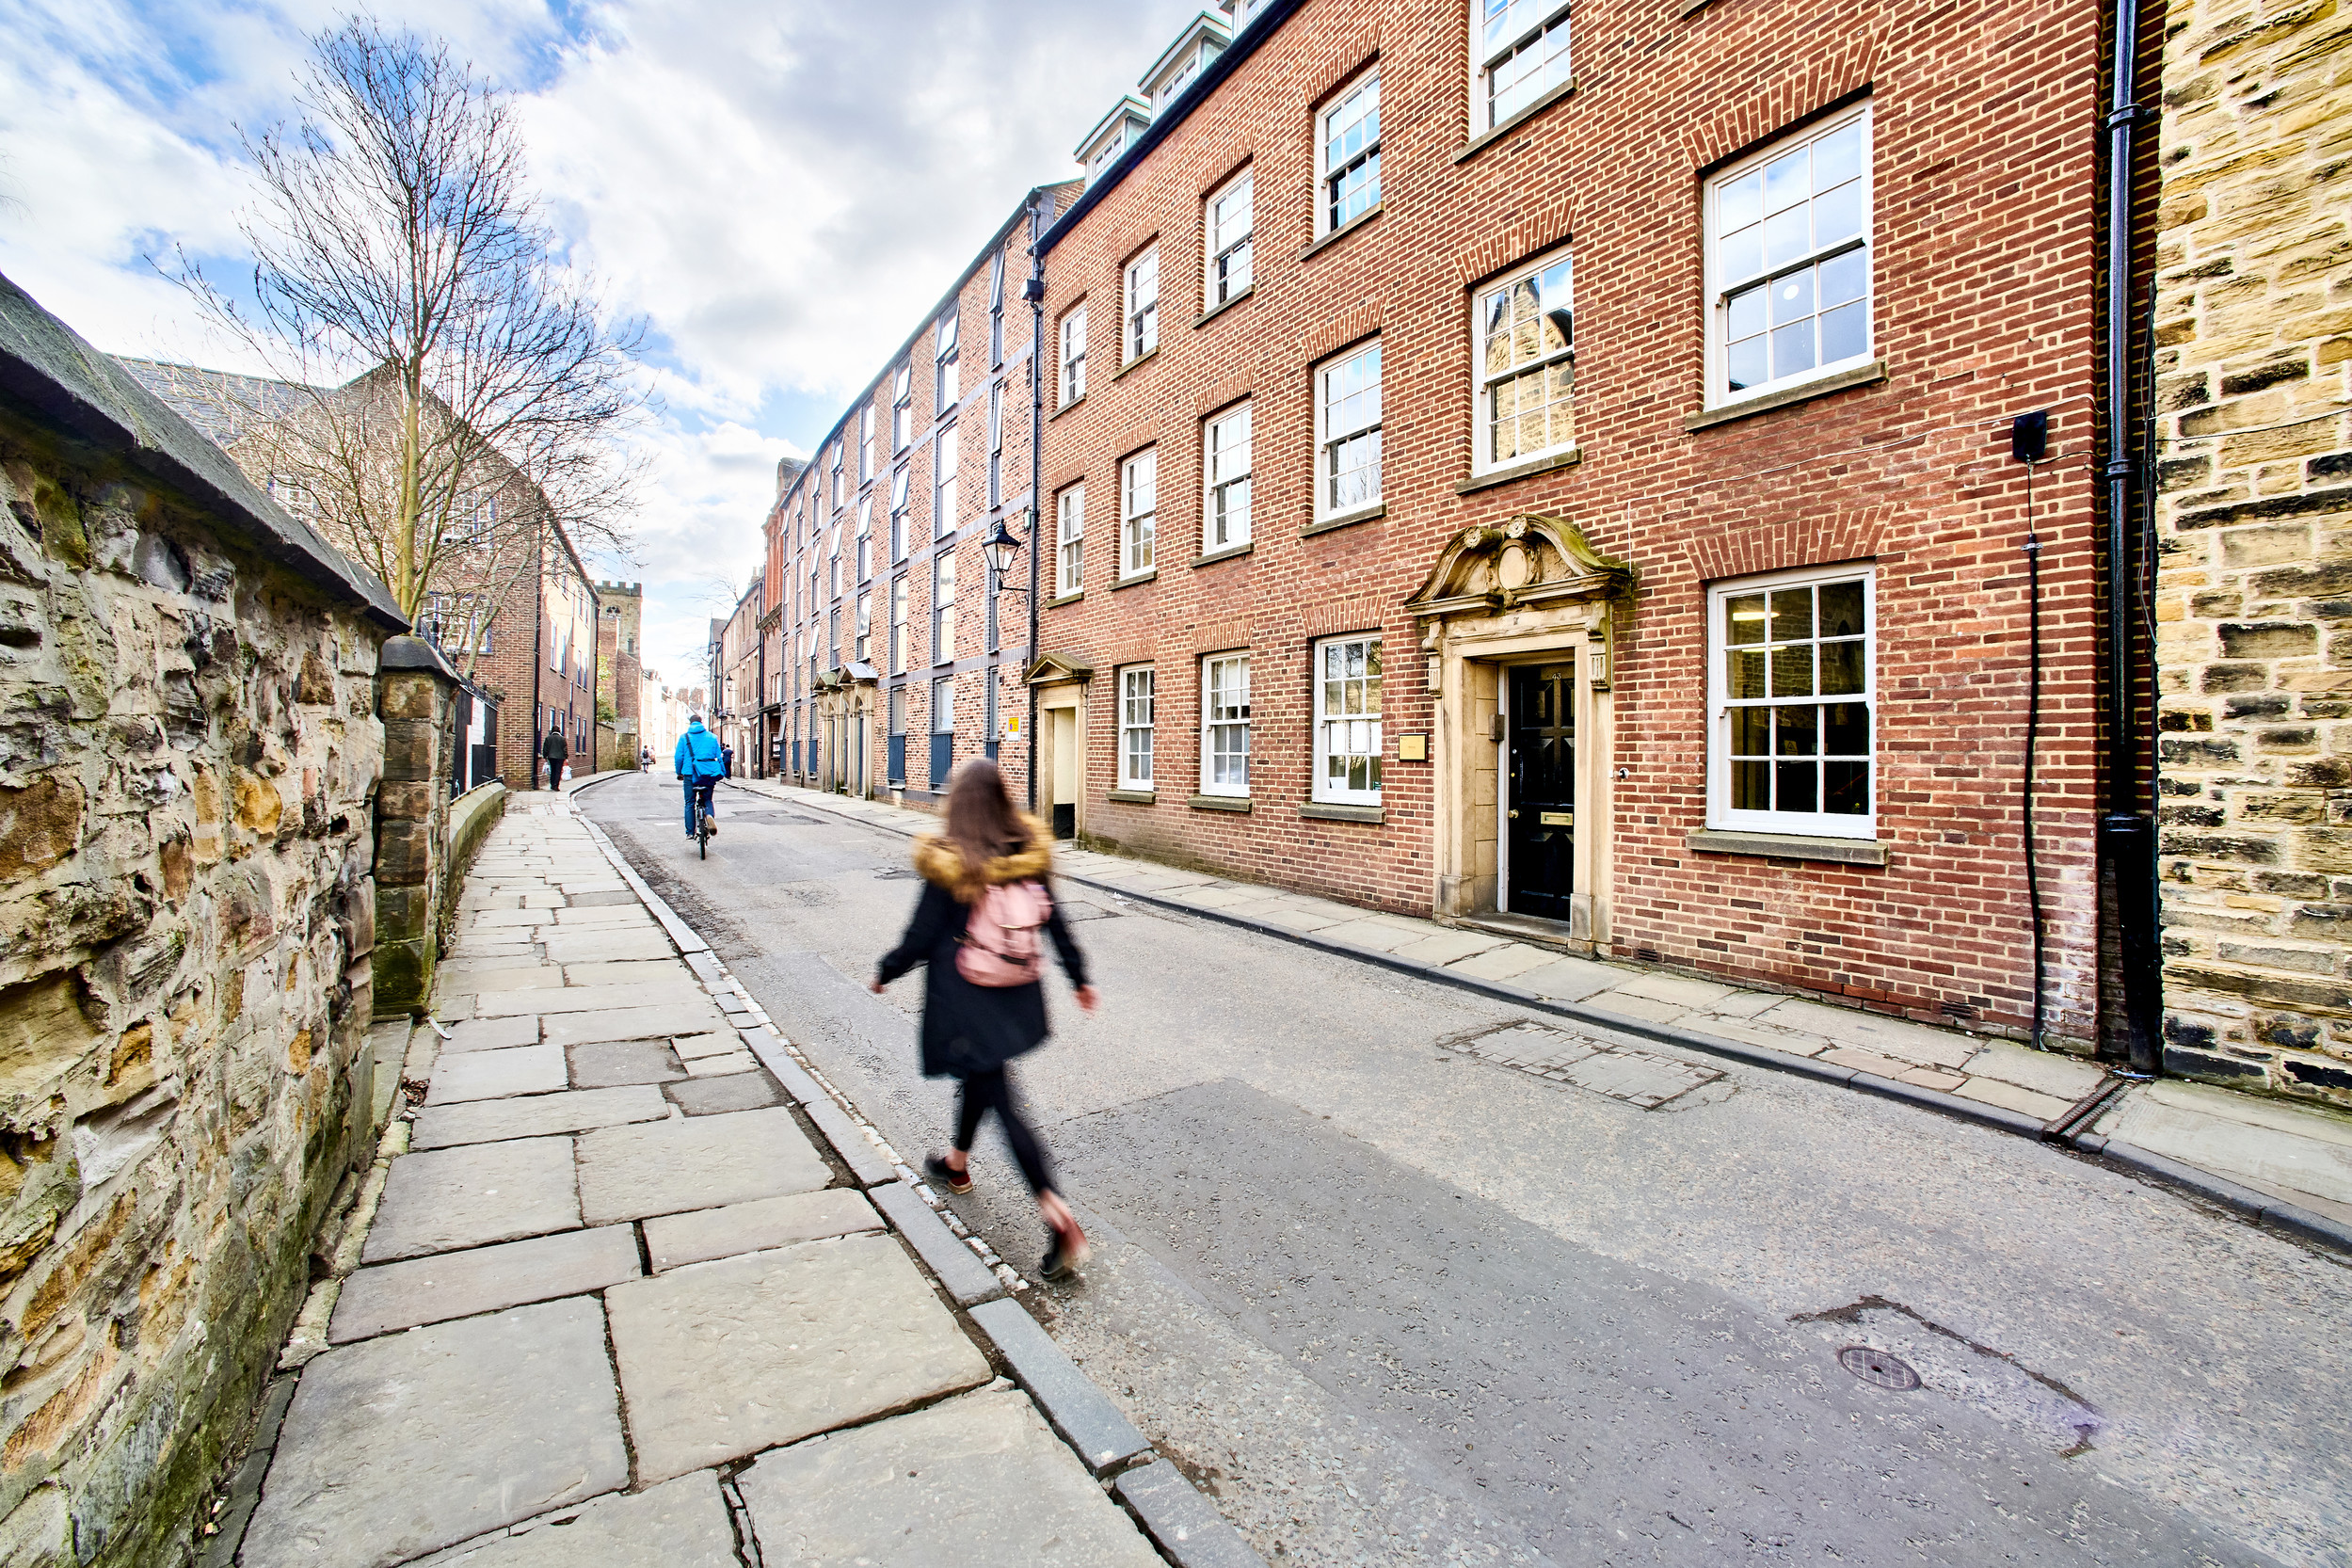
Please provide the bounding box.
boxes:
[942,759,1029,885]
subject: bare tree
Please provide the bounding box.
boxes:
[178,17,643,664]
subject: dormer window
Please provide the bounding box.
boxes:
[1078,97,1151,186]
[1142,14,1232,116]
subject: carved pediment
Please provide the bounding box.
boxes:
[1404,513,1632,619]
[1024,651,1096,686]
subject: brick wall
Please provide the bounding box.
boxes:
[1032,0,2110,1041]
[2152,0,2352,1105]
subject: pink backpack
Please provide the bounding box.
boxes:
[957,879,1052,986]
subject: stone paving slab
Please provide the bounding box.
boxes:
[561,959,690,987]
[428,1043,568,1104]
[682,1049,758,1076]
[363,1136,581,1264]
[567,1039,683,1088]
[735,1386,1162,1568]
[607,1234,993,1482]
[665,1072,781,1114]
[1963,1040,2106,1099]
[442,1016,539,1053]
[671,1031,741,1061]
[447,965,568,993]
[1391,929,1507,965]
[1448,942,1558,982]
[968,1298,1152,1473]
[575,1106,831,1224]
[1514,956,1624,1000]
[538,928,678,963]
[1610,971,1737,1007]
[240,1299,628,1568]
[471,981,710,1017]
[643,1189,884,1272]
[409,1474,738,1568]
[412,1085,670,1149]
[538,1001,732,1048]
[330,1225,640,1342]
[1955,1076,2074,1120]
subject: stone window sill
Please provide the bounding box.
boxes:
[1195,287,1255,328]
[1107,789,1157,805]
[1049,394,1085,422]
[1301,801,1384,824]
[1193,542,1254,568]
[1453,78,1578,166]
[1297,204,1383,263]
[1047,590,1083,609]
[1457,446,1583,496]
[1112,347,1160,382]
[1303,503,1385,538]
[1189,793,1252,813]
[1684,360,1887,433]
[1685,828,1888,866]
[1112,569,1159,591]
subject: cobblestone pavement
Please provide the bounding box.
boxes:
[228,792,1213,1568]
[572,772,2352,1568]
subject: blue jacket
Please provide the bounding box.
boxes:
[675,722,725,779]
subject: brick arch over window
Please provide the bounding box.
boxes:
[1680,516,1884,585]
[1677,51,1881,173]
[1300,299,1385,369]
[1450,203,1576,292]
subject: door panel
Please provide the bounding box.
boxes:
[1507,662,1577,921]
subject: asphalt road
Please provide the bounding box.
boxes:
[583,773,2348,1568]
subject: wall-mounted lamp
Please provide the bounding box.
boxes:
[983,512,1033,599]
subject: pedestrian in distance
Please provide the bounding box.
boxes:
[539,727,568,791]
[639,745,651,773]
[722,742,735,778]
[871,760,1097,1280]
[674,713,725,840]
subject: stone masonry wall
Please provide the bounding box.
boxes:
[2152,0,2352,1105]
[372,642,456,1019]
[0,423,386,1560]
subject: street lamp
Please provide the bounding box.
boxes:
[982,512,1031,598]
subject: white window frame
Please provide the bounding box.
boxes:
[1121,448,1158,579]
[1472,247,1576,473]
[1703,103,1874,410]
[889,466,910,562]
[1471,1,1573,133]
[1118,665,1155,790]
[1199,652,1251,798]
[931,550,957,666]
[1060,305,1088,406]
[987,381,1004,508]
[1205,168,1254,310]
[1317,67,1381,236]
[1203,402,1252,552]
[1314,340,1383,521]
[892,361,913,450]
[1705,564,1877,840]
[935,306,961,412]
[935,421,958,537]
[859,405,873,482]
[1057,483,1084,598]
[1312,634,1384,805]
[854,589,871,664]
[890,573,909,675]
[1125,247,1160,362]
[829,443,843,509]
[988,248,1006,368]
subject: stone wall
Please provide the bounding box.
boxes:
[372,640,458,1019]
[0,275,404,1563]
[2152,0,2352,1105]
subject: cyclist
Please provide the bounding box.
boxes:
[674,713,725,841]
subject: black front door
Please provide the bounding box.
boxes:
[1507,662,1577,921]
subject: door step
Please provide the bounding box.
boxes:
[1452,911,1592,956]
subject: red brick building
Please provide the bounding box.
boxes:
[764,188,1076,804]
[1021,0,2117,1044]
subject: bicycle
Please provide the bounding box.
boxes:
[697,799,713,859]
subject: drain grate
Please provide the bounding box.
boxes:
[1838,1345,1922,1390]
[1457,1022,1722,1109]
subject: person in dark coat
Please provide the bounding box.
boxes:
[872,760,1098,1279]
[539,727,568,790]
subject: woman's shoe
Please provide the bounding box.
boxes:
[924,1154,973,1195]
[1039,1222,1090,1282]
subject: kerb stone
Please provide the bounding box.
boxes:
[968,1297,1151,1472]
[871,1181,1005,1306]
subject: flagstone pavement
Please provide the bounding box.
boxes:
[231,793,1186,1568]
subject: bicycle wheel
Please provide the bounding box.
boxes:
[698,811,709,858]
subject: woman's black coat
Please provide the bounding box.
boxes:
[876,831,1087,1078]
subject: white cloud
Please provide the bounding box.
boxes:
[1,0,1211,680]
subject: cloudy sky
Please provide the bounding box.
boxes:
[0,0,1203,685]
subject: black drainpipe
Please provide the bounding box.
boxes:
[2100,0,2161,1073]
[1023,189,1047,815]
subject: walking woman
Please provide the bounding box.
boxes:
[872,760,1097,1279]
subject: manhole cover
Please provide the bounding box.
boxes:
[1838,1346,1922,1390]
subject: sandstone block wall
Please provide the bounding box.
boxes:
[2152,0,2352,1106]
[372,642,458,1018]
[0,298,397,1560]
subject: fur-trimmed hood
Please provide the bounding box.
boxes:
[911,815,1052,902]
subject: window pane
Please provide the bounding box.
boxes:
[1733,759,1770,810]
[1720,222,1763,286]
[1819,639,1864,696]
[1814,180,1864,248]
[1818,248,1867,309]
[1815,120,1864,188]
[1770,319,1816,378]
[1720,170,1762,232]
[1764,146,1809,212]
[1769,587,1813,640]
[1770,643,1814,696]
[1823,760,1870,814]
[1775,760,1817,813]
[1768,270,1816,326]
[1727,335,1767,393]
[1824,701,1870,757]
[1730,648,1767,698]
[1766,197,1810,264]
[1820,301,1869,365]
[1818,580,1864,636]
[1775,705,1818,757]
[1732,706,1771,757]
